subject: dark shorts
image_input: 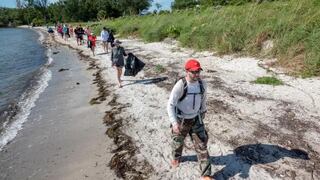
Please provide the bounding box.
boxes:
[77,35,83,40]
[115,65,123,68]
[112,59,124,67]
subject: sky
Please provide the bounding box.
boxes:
[0,0,58,8]
[0,0,173,10]
[149,0,173,11]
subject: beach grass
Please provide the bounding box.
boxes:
[90,0,320,77]
[154,64,165,73]
[253,76,283,86]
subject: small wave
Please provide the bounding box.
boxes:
[0,39,54,151]
[46,48,53,66]
[37,30,45,43]
[0,68,51,151]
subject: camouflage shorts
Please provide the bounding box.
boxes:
[171,116,211,176]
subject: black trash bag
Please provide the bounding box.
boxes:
[48,27,54,33]
[124,53,145,76]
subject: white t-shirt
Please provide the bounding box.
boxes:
[167,79,207,126]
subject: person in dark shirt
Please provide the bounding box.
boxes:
[111,39,127,88]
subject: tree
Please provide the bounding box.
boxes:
[110,0,152,16]
[172,0,199,10]
[21,0,49,24]
[16,0,23,8]
[155,2,162,12]
[33,0,49,22]
[97,10,107,20]
[47,1,64,23]
[63,0,80,21]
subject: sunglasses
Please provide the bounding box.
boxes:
[189,70,201,74]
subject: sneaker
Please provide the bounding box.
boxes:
[200,176,212,180]
[171,159,180,168]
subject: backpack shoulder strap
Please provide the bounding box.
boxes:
[198,79,205,112]
[178,77,188,102]
[198,79,205,94]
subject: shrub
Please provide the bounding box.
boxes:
[154,64,165,73]
[253,76,283,85]
[97,10,107,20]
[31,18,45,26]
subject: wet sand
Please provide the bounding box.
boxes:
[0,44,116,179]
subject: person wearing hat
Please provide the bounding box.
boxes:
[111,39,127,88]
[167,59,212,180]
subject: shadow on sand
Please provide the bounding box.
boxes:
[96,52,109,55]
[123,77,168,87]
[180,143,309,179]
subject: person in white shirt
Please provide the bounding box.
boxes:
[167,59,212,180]
[100,27,109,53]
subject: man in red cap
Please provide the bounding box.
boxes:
[167,59,212,180]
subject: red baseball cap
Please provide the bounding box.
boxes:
[185,59,203,71]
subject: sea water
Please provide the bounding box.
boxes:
[0,28,52,150]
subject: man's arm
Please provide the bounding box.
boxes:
[200,81,207,118]
[167,80,184,126]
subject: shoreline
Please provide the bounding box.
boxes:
[0,28,117,179]
[0,28,51,151]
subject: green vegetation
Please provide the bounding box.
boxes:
[154,64,166,73]
[96,0,319,77]
[1,0,319,77]
[253,76,283,85]
[0,0,152,26]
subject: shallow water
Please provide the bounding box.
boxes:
[0,28,49,150]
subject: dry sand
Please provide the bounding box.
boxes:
[28,28,320,179]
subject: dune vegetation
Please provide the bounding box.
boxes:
[89,0,319,77]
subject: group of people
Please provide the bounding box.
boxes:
[56,24,74,41]
[101,27,115,53]
[52,23,212,179]
[107,37,212,178]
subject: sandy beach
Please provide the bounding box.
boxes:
[0,34,117,180]
[46,27,320,179]
[1,26,319,180]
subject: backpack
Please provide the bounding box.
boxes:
[177,77,205,102]
[174,77,205,117]
[108,32,114,42]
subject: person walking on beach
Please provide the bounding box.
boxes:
[167,59,212,180]
[69,25,74,37]
[101,27,109,53]
[75,25,84,46]
[107,29,115,48]
[85,26,91,48]
[57,24,63,38]
[88,33,97,56]
[62,24,68,41]
[111,40,127,88]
